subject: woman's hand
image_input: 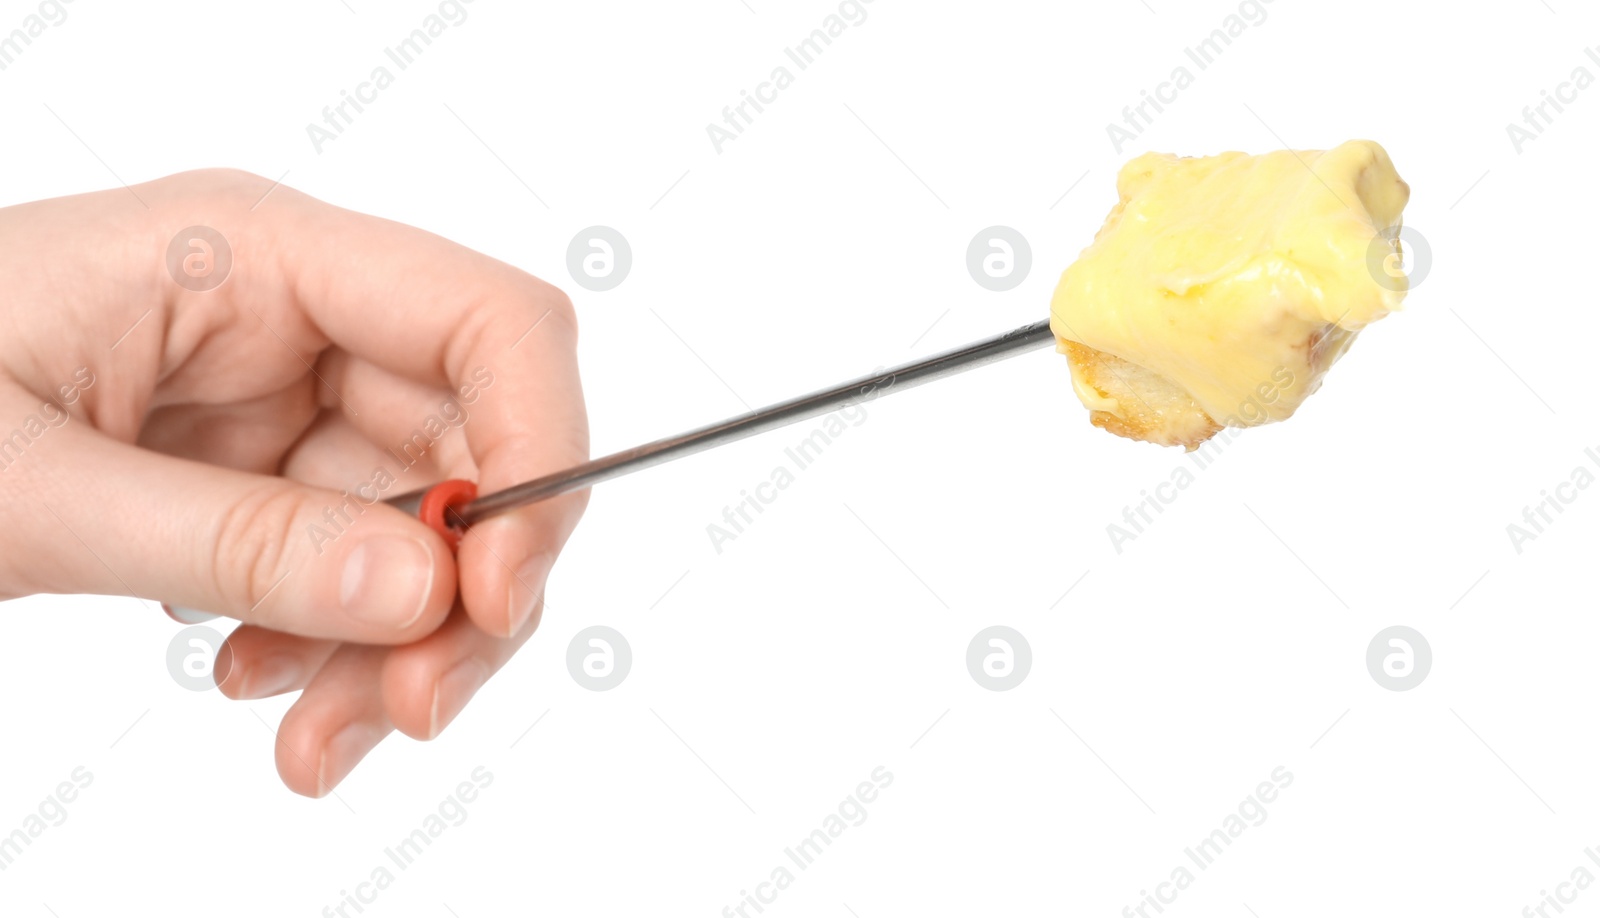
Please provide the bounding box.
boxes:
[0,169,589,796]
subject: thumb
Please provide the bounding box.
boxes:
[12,427,457,643]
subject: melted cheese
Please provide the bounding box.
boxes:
[1049,140,1410,449]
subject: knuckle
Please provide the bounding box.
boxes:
[529,278,578,343]
[160,168,291,211]
[209,483,307,620]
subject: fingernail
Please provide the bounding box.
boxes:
[241,654,302,700]
[507,553,553,636]
[318,722,384,796]
[165,602,219,625]
[340,535,434,629]
[429,658,490,739]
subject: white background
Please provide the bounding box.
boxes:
[1,0,1597,915]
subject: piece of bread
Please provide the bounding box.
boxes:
[1049,140,1410,449]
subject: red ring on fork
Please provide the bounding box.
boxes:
[418,479,478,552]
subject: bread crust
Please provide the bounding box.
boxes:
[1061,339,1222,451]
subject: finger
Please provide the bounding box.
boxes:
[250,184,591,638]
[273,643,392,798]
[279,408,451,499]
[379,597,544,741]
[71,171,587,639]
[137,375,321,473]
[310,351,476,483]
[211,408,456,704]
[12,416,456,644]
[458,492,586,639]
[215,625,339,700]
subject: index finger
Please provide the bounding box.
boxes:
[230,171,591,637]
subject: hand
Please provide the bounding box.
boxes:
[0,170,589,796]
